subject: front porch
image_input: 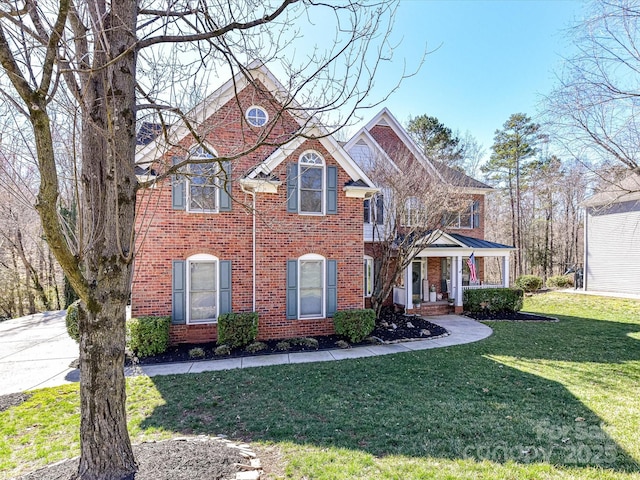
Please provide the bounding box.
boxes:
[392,232,514,314]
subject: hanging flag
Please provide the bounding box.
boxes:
[467,252,478,283]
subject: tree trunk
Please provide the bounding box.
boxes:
[77,298,135,480]
[74,1,138,477]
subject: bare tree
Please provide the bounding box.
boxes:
[364,147,468,316]
[0,1,406,478]
[546,0,640,179]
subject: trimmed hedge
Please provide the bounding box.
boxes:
[65,299,81,343]
[127,316,170,358]
[463,288,523,313]
[333,309,376,343]
[217,312,259,349]
[547,275,574,288]
[515,275,543,292]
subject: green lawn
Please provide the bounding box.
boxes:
[1,292,640,479]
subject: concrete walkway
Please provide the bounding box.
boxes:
[0,310,78,395]
[0,312,492,396]
[559,288,640,301]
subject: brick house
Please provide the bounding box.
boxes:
[343,108,513,314]
[132,62,377,344]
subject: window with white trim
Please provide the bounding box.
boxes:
[187,254,218,324]
[364,194,384,224]
[442,201,480,229]
[364,256,374,297]
[403,196,424,227]
[187,145,218,213]
[299,254,325,318]
[246,106,268,127]
[299,151,324,214]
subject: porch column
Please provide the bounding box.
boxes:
[454,255,463,313]
[502,255,510,288]
[405,262,412,309]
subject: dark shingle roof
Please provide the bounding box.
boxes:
[429,161,492,190]
[448,233,514,249]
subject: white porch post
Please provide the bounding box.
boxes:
[405,262,412,309]
[502,255,510,288]
[455,255,463,308]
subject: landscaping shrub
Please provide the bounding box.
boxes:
[188,347,205,359]
[214,345,231,356]
[333,309,376,343]
[515,275,543,292]
[275,341,291,351]
[126,316,170,358]
[463,288,524,313]
[65,299,81,343]
[547,275,574,288]
[217,312,258,349]
[335,340,350,349]
[245,341,268,353]
[290,337,319,349]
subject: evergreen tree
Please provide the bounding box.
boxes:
[482,113,540,277]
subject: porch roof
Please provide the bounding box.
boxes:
[447,234,514,250]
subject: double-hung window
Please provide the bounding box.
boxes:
[299,255,325,318]
[403,196,423,227]
[299,151,324,214]
[187,254,218,324]
[188,145,218,213]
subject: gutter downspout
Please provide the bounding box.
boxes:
[240,183,257,312]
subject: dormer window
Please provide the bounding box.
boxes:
[246,106,268,127]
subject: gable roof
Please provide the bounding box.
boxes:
[135,60,376,189]
[344,108,491,193]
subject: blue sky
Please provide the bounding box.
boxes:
[346,0,586,157]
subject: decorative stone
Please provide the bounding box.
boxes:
[391,323,397,329]
[406,321,414,328]
[236,471,260,480]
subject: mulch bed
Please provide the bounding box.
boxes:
[18,437,250,480]
[0,392,32,413]
[127,308,448,366]
[464,310,558,322]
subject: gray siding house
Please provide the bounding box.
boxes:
[583,174,640,295]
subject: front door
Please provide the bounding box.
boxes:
[412,260,422,303]
[441,257,451,295]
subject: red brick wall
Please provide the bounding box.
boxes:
[132,82,364,344]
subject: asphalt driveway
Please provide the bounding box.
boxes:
[0,310,78,395]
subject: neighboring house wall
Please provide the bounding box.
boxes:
[585,200,640,295]
[132,80,366,343]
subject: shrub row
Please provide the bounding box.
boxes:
[66,307,380,358]
[463,288,523,313]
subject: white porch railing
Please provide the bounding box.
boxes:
[393,287,406,305]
